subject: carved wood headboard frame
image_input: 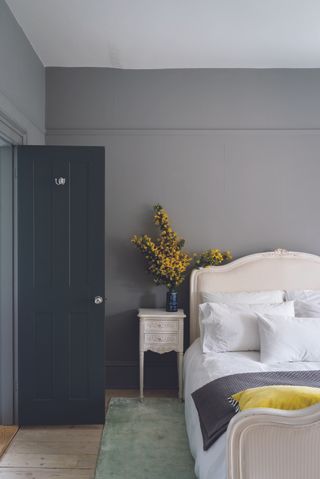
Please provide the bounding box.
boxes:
[189,249,320,344]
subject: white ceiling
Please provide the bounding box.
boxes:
[6,0,320,69]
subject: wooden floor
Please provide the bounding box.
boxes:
[0,389,177,479]
[0,427,18,458]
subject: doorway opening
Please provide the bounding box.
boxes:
[0,137,18,453]
[0,111,25,432]
[0,137,14,425]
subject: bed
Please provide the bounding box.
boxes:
[184,249,320,479]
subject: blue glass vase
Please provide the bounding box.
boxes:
[166,290,178,312]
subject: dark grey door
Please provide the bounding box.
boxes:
[18,146,105,425]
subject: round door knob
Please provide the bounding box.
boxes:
[94,296,103,305]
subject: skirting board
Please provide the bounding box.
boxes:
[105,361,178,389]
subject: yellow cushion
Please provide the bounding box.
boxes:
[230,385,320,412]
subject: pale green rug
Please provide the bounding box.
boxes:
[95,398,196,479]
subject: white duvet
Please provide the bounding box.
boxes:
[184,339,320,479]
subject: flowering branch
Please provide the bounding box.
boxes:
[131,205,232,290]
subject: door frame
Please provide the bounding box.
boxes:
[0,109,26,425]
[0,110,27,146]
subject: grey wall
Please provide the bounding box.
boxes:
[0,0,45,425]
[46,67,320,388]
[0,0,45,143]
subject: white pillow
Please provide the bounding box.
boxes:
[258,314,320,363]
[286,290,320,302]
[200,301,295,353]
[201,290,284,305]
[294,300,320,317]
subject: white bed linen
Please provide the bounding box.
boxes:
[184,339,320,479]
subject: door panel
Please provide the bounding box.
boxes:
[18,146,105,425]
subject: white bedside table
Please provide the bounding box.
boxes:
[138,308,186,401]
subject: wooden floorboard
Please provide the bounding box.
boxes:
[0,389,175,479]
[0,427,18,458]
[0,469,95,478]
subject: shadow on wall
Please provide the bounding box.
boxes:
[105,309,179,389]
[108,236,153,288]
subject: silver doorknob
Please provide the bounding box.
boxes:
[94,296,103,305]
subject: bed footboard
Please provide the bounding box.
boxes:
[227,404,320,479]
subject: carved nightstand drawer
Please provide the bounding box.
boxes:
[144,333,178,344]
[144,320,178,333]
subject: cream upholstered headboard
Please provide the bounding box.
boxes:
[190,249,320,343]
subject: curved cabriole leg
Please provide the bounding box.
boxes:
[178,352,183,401]
[139,351,144,401]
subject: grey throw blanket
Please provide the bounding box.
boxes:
[192,370,320,450]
